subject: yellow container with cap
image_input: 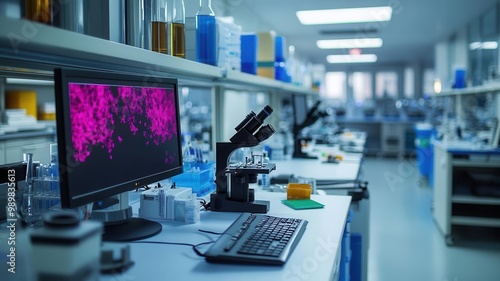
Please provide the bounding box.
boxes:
[6,90,37,119]
[287,183,312,200]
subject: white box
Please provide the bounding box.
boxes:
[139,188,192,220]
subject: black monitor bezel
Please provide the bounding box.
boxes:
[55,68,184,209]
[292,94,308,127]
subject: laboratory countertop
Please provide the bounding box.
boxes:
[107,192,352,281]
[432,139,500,155]
[0,193,352,281]
[335,115,427,124]
[273,155,362,183]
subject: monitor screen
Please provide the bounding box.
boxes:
[292,94,308,127]
[55,68,183,209]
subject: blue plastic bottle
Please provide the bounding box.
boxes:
[196,0,216,66]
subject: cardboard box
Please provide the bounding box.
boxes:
[257,31,276,79]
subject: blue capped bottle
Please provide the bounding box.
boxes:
[196,0,216,66]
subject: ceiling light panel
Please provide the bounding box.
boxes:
[297,6,392,25]
[317,38,383,49]
[327,54,377,63]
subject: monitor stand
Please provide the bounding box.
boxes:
[90,193,162,242]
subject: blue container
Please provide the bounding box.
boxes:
[241,34,258,74]
[415,125,436,179]
[275,36,286,62]
[274,36,290,82]
[350,233,362,281]
[171,162,216,196]
[454,68,466,89]
[339,211,352,281]
[196,15,217,66]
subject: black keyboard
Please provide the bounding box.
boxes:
[205,213,308,265]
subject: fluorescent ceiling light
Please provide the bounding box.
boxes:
[6,78,54,85]
[327,54,377,63]
[297,6,392,25]
[317,38,383,49]
[469,42,482,50]
[482,41,498,49]
[469,41,498,50]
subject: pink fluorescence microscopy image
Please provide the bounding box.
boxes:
[69,83,178,164]
[69,83,118,163]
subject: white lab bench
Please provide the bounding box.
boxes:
[0,192,351,281]
[272,154,369,281]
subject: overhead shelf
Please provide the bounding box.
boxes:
[0,17,317,95]
[223,70,317,95]
[452,195,500,205]
[432,82,500,97]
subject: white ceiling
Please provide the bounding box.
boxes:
[227,0,500,70]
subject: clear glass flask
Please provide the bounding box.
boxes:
[21,153,38,226]
[25,0,52,24]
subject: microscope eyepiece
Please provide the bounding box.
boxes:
[235,111,256,131]
[230,105,275,144]
[241,105,274,135]
[256,105,273,122]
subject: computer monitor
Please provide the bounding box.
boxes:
[292,94,308,127]
[54,68,183,241]
[491,118,500,148]
[291,95,322,158]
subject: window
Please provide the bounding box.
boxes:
[324,72,347,100]
[423,68,435,97]
[404,67,414,98]
[375,71,398,99]
[351,72,372,104]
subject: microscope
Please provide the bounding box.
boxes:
[293,100,328,159]
[210,105,276,213]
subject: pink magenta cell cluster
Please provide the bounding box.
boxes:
[69,83,178,163]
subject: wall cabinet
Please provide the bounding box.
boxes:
[433,141,500,245]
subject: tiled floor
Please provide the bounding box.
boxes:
[362,156,500,281]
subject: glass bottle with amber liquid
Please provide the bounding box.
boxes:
[25,0,52,25]
[151,0,168,54]
[170,0,185,58]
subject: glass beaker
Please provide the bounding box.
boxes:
[25,0,52,24]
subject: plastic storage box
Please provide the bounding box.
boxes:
[286,183,311,200]
[241,33,258,74]
[171,162,215,196]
